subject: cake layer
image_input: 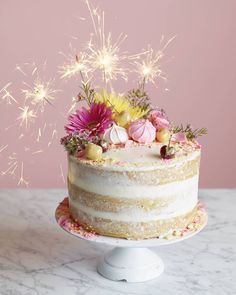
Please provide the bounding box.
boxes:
[69,203,198,239]
[68,177,198,220]
[68,153,200,199]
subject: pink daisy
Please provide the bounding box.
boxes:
[65,102,113,136]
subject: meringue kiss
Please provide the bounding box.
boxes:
[103,124,129,144]
[128,119,156,143]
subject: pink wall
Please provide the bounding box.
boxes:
[0,0,235,188]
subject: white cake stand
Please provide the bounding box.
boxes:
[55,198,207,283]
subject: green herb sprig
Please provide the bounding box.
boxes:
[172,124,207,140]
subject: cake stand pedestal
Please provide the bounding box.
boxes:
[97,247,164,282]
[55,198,207,282]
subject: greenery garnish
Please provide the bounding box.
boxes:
[60,132,108,156]
[77,81,95,105]
[126,88,151,116]
[172,124,207,140]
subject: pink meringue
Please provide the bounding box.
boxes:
[128,119,156,143]
[148,110,170,131]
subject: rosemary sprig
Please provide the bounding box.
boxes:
[172,124,207,140]
[78,81,95,105]
[126,88,151,117]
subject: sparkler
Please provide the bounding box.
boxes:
[17,105,36,128]
[60,1,134,85]
[22,78,58,113]
[59,47,90,79]
[135,36,176,87]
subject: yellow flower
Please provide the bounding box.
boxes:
[94,89,129,114]
[129,106,150,121]
[94,89,149,121]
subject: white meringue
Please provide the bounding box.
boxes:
[103,124,128,144]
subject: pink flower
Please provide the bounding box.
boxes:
[128,119,156,143]
[172,132,186,142]
[148,110,170,131]
[65,103,113,136]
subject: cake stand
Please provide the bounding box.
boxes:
[55,198,207,283]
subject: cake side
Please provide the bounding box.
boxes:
[68,144,201,239]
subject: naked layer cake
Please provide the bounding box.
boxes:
[61,89,207,240]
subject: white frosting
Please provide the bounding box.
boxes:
[71,143,200,172]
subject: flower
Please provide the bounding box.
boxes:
[128,119,156,143]
[94,89,148,121]
[148,110,170,131]
[172,132,186,142]
[65,102,113,136]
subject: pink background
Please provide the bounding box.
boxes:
[0,0,235,188]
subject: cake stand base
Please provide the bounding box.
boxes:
[97,247,164,282]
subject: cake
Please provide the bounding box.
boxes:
[61,89,206,239]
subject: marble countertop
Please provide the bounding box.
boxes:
[0,189,235,295]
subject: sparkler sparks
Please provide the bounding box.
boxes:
[85,4,131,83]
[22,79,58,113]
[60,2,132,85]
[0,145,8,154]
[59,48,90,79]
[17,162,29,187]
[17,105,36,128]
[0,82,18,105]
[135,36,176,86]
[1,153,18,176]
[135,47,165,85]
[87,32,129,83]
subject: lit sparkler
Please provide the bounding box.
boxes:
[135,36,176,86]
[59,47,90,79]
[22,78,58,113]
[85,4,130,83]
[60,1,134,85]
[17,105,36,128]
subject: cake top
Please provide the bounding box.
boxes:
[69,140,201,171]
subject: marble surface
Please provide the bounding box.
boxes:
[0,189,235,295]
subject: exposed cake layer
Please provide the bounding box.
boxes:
[68,150,200,199]
[69,203,198,239]
[68,177,198,220]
